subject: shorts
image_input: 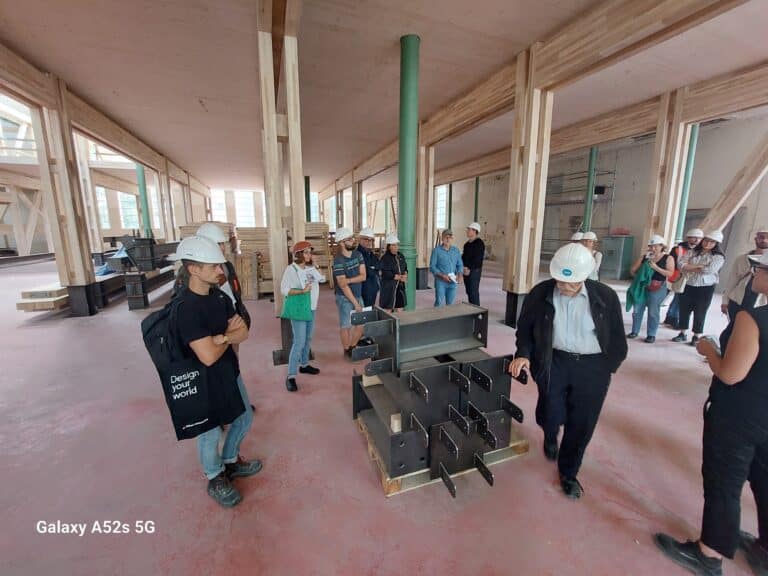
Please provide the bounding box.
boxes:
[335,293,363,328]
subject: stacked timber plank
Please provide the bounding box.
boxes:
[237,227,272,298]
[305,222,334,289]
[16,284,69,312]
[179,221,236,259]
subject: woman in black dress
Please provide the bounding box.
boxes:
[379,233,407,312]
[655,251,768,575]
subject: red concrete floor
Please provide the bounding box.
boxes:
[0,259,757,575]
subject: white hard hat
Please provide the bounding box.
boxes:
[704,230,724,243]
[550,243,596,283]
[582,231,598,241]
[336,227,354,242]
[196,222,228,244]
[169,236,226,264]
[358,227,375,239]
[386,233,400,244]
[686,228,704,238]
[468,222,481,233]
[570,232,584,241]
[648,234,666,246]
[756,226,768,234]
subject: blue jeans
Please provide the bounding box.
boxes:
[288,312,315,377]
[665,292,680,323]
[198,375,253,480]
[434,278,457,307]
[631,286,668,338]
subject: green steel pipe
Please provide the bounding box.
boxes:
[582,146,598,232]
[135,163,152,238]
[675,124,700,243]
[473,177,479,222]
[304,176,311,222]
[397,34,420,310]
[447,183,453,229]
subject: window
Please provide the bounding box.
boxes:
[211,189,227,222]
[361,192,367,228]
[95,186,110,229]
[310,192,320,222]
[118,192,139,229]
[434,185,448,229]
[324,196,337,231]
[149,186,161,229]
[235,190,256,227]
[342,188,352,228]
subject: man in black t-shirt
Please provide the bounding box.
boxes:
[462,222,485,306]
[172,236,261,508]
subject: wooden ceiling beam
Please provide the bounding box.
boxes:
[0,42,56,107]
[0,168,41,190]
[683,60,768,123]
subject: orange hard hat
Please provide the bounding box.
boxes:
[293,241,313,254]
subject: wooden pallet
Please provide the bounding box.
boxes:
[356,413,529,497]
[16,294,69,312]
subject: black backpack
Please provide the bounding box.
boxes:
[141,290,216,440]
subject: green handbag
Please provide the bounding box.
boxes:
[280,266,313,321]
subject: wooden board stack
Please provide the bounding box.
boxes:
[305,222,334,289]
[178,221,236,259]
[237,227,272,297]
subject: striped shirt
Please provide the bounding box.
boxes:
[680,250,725,287]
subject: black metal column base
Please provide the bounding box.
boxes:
[416,267,430,290]
[272,316,314,366]
[67,284,99,317]
[504,292,526,328]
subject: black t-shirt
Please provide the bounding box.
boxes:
[176,289,243,425]
[651,254,670,282]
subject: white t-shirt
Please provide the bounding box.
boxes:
[280,264,327,311]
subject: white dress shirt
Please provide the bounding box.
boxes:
[552,284,602,354]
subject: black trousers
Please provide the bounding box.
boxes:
[701,400,768,558]
[464,268,482,306]
[538,351,611,479]
[679,284,715,334]
[361,285,379,308]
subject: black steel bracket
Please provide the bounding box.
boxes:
[468,401,498,449]
[469,364,492,391]
[410,413,429,448]
[438,425,459,460]
[449,404,473,436]
[351,309,378,325]
[449,365,470,393]
[409,372,429,403]
[474,452,494,486]
[365,357,393,376]
[500,395,524,423]
[351,344,378,362]
[439,462,457,498]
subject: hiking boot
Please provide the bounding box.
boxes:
[654,534,722,575]
[299,365,320,375]
[672,333,687,343]
[644,336,656,343]
[739,531,768,575]
[225,456,263,479]
[286,377,298,392]
[207,472,242,508]
[627,332,638,339]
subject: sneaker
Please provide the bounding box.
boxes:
[225,456,263,479]
[644,336,656,343]
[285,377,298,392]
[672,333,687,343]
[560,475,583,500]
[654,534,723,575]
[299,365,320,375]
[627,332,638,339]
[739,531,768,575]
[207,472,242,508]
[689,335,701,347]
[543,440,558,461]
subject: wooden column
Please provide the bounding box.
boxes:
[700,130,768,232]
[74,135,103,253]
[351,180,363,232]
[30,80,97,315]
[8,187,28,256]
[416,144,435,271]
[503,46,553,326]
[157,161,175,240]
[284,35,306,241]
[644,90,691,244]
[258,26,288,313]
[224,190,237,225]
